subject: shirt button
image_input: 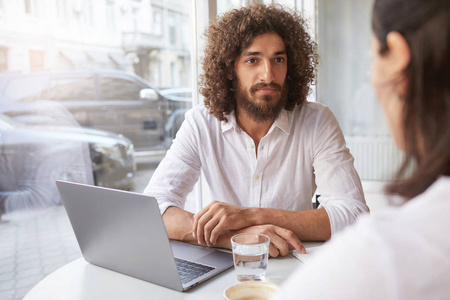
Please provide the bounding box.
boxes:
[249,144,254,149]
[254,175,260,180]
[261,146,264,150]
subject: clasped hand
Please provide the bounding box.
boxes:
[192,201,251,246]
[192,201,306,257]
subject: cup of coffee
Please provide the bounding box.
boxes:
[231,233,270,281]
[223,281,279,300]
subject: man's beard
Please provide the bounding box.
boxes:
[233,79,288,123]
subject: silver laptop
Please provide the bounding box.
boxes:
[56,180,233,292]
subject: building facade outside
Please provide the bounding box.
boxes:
[0,0,191,89]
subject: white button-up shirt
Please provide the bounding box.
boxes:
[144,102,369,235]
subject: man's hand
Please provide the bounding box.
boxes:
[230,225,306,257]
[193,201,256,246]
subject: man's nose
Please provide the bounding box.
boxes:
[260,60,274,83]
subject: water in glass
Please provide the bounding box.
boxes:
[233,243,269,281]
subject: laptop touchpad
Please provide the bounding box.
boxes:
[170,240,214,261]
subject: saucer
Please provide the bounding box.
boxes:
[223,281,279,300]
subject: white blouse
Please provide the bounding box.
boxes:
[274,176,450,300]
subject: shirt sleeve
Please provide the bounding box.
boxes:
[143,108,202,214]
[312,106,369,235]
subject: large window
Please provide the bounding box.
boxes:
[0,1,194,298]
[316,0,404,181]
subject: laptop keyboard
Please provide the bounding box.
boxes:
[175,258,215,284]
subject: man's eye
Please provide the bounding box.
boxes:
[246,58,256,64]
[275,57,285,63]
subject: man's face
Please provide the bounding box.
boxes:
[233,32,288,122]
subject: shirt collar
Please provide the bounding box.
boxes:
[221,111,239,133]
[221,109,291,135]
[273,109,290,134]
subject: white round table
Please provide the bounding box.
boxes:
[24,253,305,300]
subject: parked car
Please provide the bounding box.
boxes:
[0,70,192,154]
[0,112,135,214]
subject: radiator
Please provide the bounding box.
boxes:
[345,136,407,181]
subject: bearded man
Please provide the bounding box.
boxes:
[144,4,369,257]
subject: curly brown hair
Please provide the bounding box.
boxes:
[200,4,318,122]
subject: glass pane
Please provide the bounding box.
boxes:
[0,1,194,298]
[317,0,404,181]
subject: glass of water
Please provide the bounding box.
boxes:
[231,233,270,281]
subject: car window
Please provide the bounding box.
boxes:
[99,77,144,100]
[49,77,95,101]
[4,76,49,101]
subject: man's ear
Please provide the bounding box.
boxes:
[386,31,411,74]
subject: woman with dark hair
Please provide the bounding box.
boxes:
[274,0,450,298]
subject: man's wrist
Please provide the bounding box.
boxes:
[247,207,265,226]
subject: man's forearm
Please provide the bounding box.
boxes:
[162,206,198,243]
[163,206,237,249]
[192,201,332,246]
[251,207,331,241]
[163,206,308,257]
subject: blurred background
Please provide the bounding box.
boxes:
[0,0,406,299]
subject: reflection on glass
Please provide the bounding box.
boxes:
[0,102,94,213]
[0,0,193,208]
[0,1,194,297]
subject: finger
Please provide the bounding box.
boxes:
[267,232,290,256]
[203,217,221,246]
[275,227,306,254]
[209,218,228,245]
[192,203,214,237]
[269,243,280,258]
[195,216,207,245]
[196,210,216,245]
[209,226,222,246]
